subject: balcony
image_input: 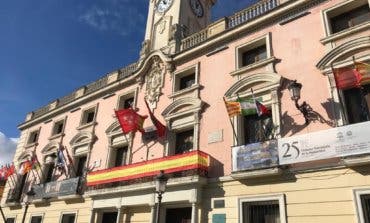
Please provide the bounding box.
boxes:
[5,187,22,204]
[87,151,209,190]
[32,177,82,200]
[231,121,370,179]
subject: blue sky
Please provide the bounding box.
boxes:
[0,0,257,164]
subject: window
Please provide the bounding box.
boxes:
[241,44,267,67]
[243,113,273,144]
[330,5,370,34]
[52,119,65,136]
[113,146,128,167]
[45,163,55,183]
[239,195,286,223]
[76,156,87,177]
[236,34,271,70]
[172,63,199,94]
[179,73,195,90]
[30,216,43,223]
[6,218,15,223]
[80,107,96,126]
[343,84,370,124]
[118,96,134,109]
[27,130,39,145]
[323,0,370,36]
[354,189,370,223]
[175,129,194,154]
[61,213,76,223]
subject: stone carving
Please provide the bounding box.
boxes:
[158,19,167,34]
[140,39,151,58]
[145,56,165,109]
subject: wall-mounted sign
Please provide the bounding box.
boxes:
[232,140,278,172]
[279,121,370,165]
[212,214,226,223]
[33,177,80,199]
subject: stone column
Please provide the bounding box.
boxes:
[150,205,156,223]
[89,209,96,223]
[191,203,198,223]
[116,206,122,223]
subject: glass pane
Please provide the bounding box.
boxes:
[242,200,280,223]
[76,156,87,177]
[165,207,192,223]
[61,214,76,223]
[175,129,194,154]
[6,218,15,223]
[31,216,43,223]
[242,45,267,67]
[361,194,370,223]
[179,73,195,90]
[330,5,370,33]
[343,85,370,124]
[244,113,273,144]
[114,146,128,167]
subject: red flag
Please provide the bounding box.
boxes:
[144,100,167,138]
[115,108,148,134]
[6,163,15,179]
[255,100,270,116]
[355,61,370,85]
[333,67,360,90]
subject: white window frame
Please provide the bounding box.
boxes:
[170,62,200,98]
[234,33,273,72]
[78,105,98,128]
[59,211,78,223]
[116,88,138,110]
[26,128,41,147]
[321,0,370,37]
[5,216,17,223]
[29,213,44,223]
[50,117,66,138]
[354,188,370,223]
[238,194,286,223]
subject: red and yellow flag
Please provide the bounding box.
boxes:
[355,61,370,85]
[333,67,360,90]
[224,100,241,117]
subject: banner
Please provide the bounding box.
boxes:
[278,121,370,165]
[232,140,278,172]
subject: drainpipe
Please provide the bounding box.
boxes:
[21,202,29,223]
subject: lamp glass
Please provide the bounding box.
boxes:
[155,171,168,193]
[288,81,302,101]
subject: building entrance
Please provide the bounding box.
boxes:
[165,207,191,223]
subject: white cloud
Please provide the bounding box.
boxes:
[78,1,146,36]
[0,132,18,165]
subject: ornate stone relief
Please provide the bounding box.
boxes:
[145,56,166,109]
[158,19,167,34]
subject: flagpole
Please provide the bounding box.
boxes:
[331,64,349,124]
[223,97,240,146]
[63,146,77,177]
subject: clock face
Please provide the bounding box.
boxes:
[190,0,204,17]
[156,0,173,13]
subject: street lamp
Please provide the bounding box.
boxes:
[155,170,168,223]
[288,80,309,125]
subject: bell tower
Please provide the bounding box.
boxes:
[141,0,216,56]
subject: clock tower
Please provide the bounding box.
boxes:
[141,0,216,56]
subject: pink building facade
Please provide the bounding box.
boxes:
[1,0,370,222]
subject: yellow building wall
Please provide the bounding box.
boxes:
[2,197,92,223]
[203,166,370,223]
[124,206,151,223]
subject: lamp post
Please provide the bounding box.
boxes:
[288,80,310,125]
[155,170,168,223]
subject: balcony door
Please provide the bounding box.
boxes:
[165,207,191,223]
[101,212,117,223]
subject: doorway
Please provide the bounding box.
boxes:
[165,207,191,223]
[101,212,117,223]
